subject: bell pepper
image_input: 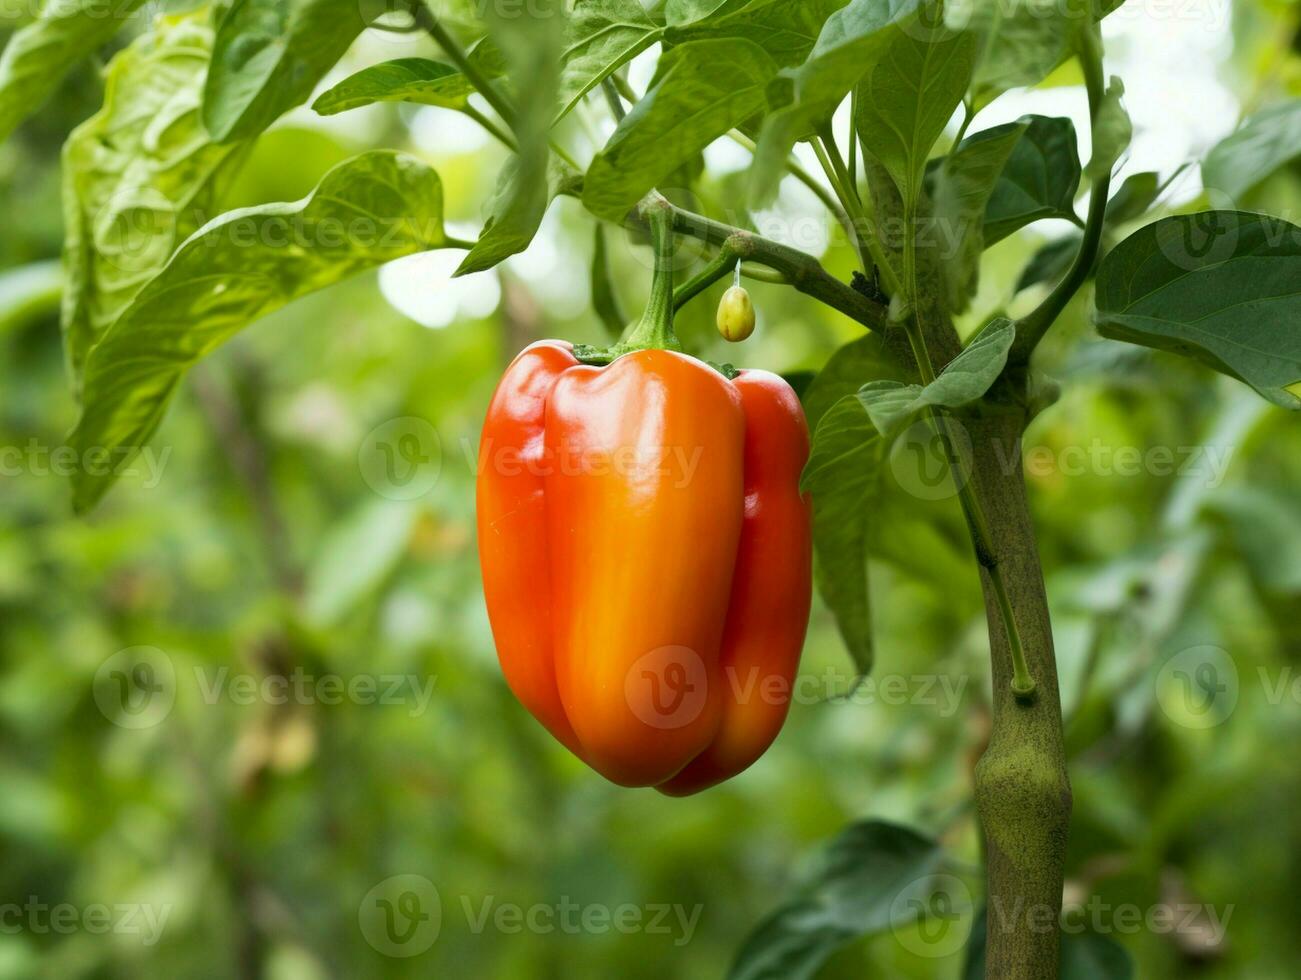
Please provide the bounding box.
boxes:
[476,204,812,794]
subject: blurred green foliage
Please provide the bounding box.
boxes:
[1,4,1300,979]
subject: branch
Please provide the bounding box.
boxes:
[642,199,889,332]
[1010,33,1113,365]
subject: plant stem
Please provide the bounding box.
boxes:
[620,201,681,351]
[640,197,889,332]
[415,2,581,171]
[413,5,516,127]
[815,128,901,296]
[1010,29,1113,365]
[462,104,518,151]
[674,243,739,311]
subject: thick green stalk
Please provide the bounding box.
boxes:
[620,201,681,352]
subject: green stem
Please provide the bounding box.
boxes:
[416,3,580,171]
[641,198,888,332]
[462,104,518,151]
[621,201,681,351]
[901,201,1034,700]
[815,128,901,296]
[414,6,516,126]
[674,243,739,311]
[1010,29,1112,365]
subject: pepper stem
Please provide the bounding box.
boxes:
[620,200,683,353]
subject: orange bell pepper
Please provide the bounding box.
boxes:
[476,340,812,794]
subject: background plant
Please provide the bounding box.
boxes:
[0,0,1299,977]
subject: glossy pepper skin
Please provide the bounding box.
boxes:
[477,340,812,794]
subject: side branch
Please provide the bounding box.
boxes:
[641,200,890,333]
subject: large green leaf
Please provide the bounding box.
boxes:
[666,0,847,68]
[981,115,1082,246]
[797,332,908,672]
[583,38,779,220]
[930,124,1025,311]
[455,154,581,275]
[311,58,476,114]
[949,0,1117,110]
[0,0,147,144]
[749,0,921,205]
[203,0,367,142]
[1095,211,1301,409]
[61,12,247,390]
[858,318,1015,437]
[557,0,663,120]
[854,22,975,206]
[68,151,454,513]
[729,822,946,980]
[1202,99,1301,203]
[800,394,881,676]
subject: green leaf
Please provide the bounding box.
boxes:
[800,395,880,675]
[203,0,367,142]
[665,0,748,24]
[0,0,147,144]
[982,115,1082,246]
[68,151,453,513]
[857,318,1015,437]
[1095,211,1301,409]
[854,20,975,205]
[591,226,627,338]
[61,12,247,391]
[583,38,779,220]
[1202,99,1301,203]
[950,0,1114,110]
[1104,170,1161,224]
[930,123,1026,312]
[557,0,663,120]
[728,821,946,980]
[801,332,905,429]
[1016,235,1081,292]
[749,0,922,205]
[311,58,476,114]
[455,154,580,276]
[666,0,848,68]
[1085,76,1131,182]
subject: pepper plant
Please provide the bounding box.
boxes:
[2,0,1298,977]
